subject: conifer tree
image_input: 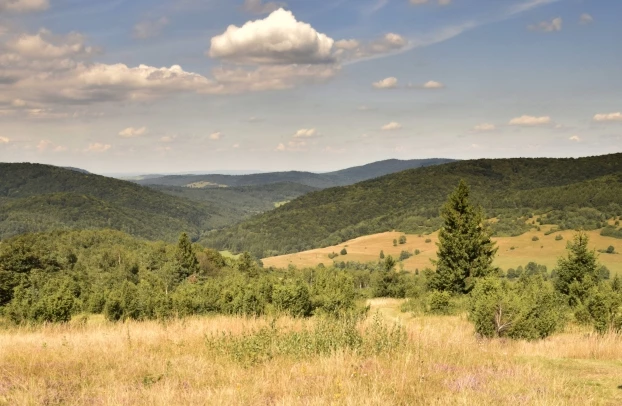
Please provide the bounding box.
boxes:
[173,233,199,283]
[553,232,600,306]
[430,180,497,293]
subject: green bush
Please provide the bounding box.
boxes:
[469,276,566,340]
[399,235,407,245]
[532,236,540,242]
[425,291,453,315]
[399,250,412,261]
[555,235,564,241]
[272,281,312,318]
[340,248,348,256]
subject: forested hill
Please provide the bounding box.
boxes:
[135,158,456,188]
[201,154,622,258]
[0,163,231,241]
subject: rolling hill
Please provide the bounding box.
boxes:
[135,158,456,189]
[0,163,233,241]
[200,154,622,257]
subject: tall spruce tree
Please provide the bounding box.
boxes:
[173,233,199,284]
[430,180,497,294]
[553,232,600,306]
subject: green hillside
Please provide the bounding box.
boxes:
[136,158,455,189]
[150,182,319,216]
[0,163,230,241]
[200,154,622,257]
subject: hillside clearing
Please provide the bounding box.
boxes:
[262,229,622,275]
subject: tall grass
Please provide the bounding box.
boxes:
[0,308,621,405]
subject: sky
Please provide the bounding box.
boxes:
[0,0,620,175]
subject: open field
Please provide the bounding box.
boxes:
[263,228,622,275]
[1,301,622,405]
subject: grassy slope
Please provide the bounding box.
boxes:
[0,163,227,241]
[202,154,622,256]
[1,304,621,405]
[262,226,622,275]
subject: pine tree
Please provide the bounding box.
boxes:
[553,232,600,306]
[430,180,497,293]
[173,233,199,284]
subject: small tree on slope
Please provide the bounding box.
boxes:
[429,180,497,294]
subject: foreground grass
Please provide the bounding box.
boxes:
[1,302,622,405]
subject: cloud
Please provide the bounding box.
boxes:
[276,143,285,151]
[579,13,593,25]
[208,9,335,65]
[160,135,176,143]
[86,142,111,153]
[133,17,169,39]
[210,64,339,93]
[37,139,66,152]
[473,123,496,131]
[209,131,223,140]
[372,77,398,89]
[118,126,148,138]
[0,136,9,143]
[381,122,402,131]
[276,139,307,151]
[334,39,359,50]
[528,17,562,32]
[593,112,622,122]
[423,80,445,89]
[0,0,48,13]
[293,128,317,138]
[6,29,96,59]
[232,143,240,148]
[569,135,581,142]
[241,0,285,15]
[509,115,552,126]
[11,99,27,107]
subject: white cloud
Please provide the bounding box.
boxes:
[37,139,67,152]
[372,77,398,89]
[209,9,335,65]
[473,123,496,131]
[509,115,552,126]
[593,112,622,122]
[381,122,402,131]
[160,135,176,143]
[293,128,317,138]
[334,39,359,50]
[241,0,285,15]
[11,99,27,107]
[423,80,445,89]
[232,143,240,148]
[6,29,96,59]
[0,0,48,13]
[86,143,111,153]
[118,126,148,138]
[209,131,223,140]
[569,135,581,142]
[528,17,562,32]
[133,17,169,39]
[579,13,593,25]
[0,136,9,143]
[276,143,286,151]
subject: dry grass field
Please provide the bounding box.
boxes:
[262,228,622,275]
[1,300,622,405]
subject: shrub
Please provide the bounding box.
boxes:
[379,250,385,259]
[399,250,412,261]
[399,235,407,245]
[469,276,566,340]
[425,291,453,315]
[272,281,312,318]
[555,235,564,241]
[414,249,421,256]
[532,236,540,242]
[582,284,622,334]
[340,248,348,256]
[425,239,432,244]
[328,252,339,259]
[606,246,615,254]
[393,239,397,247]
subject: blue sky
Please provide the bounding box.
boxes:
[0,0,620,174]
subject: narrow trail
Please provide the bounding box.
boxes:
[366,298,413,324]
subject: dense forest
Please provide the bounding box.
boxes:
[135,158,455,188]
[201,154,622,258]
[0,163,230,241]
